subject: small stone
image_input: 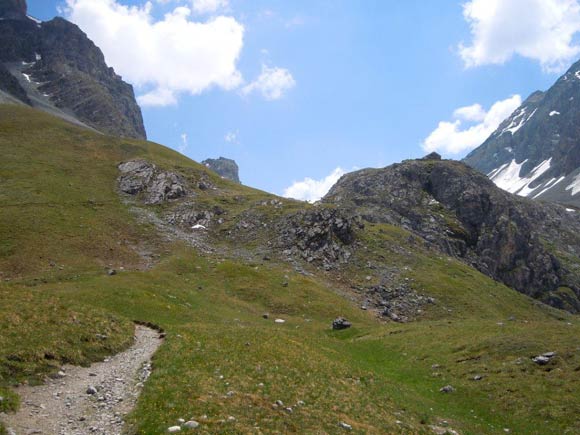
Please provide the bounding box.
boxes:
[339,421,353,431]
[86,386,98,395]
[107,268,117,276]
[440,385,455,393]
[262,313,269,319]
[296,400,305,406]
[167,426,181,433]
[274,319,286,324]
[284,407,293,413]
[532,356,551,365]
[178,418,185,423]
[184,421,199,429]
[56,371,66,378]
[275,400,284,407]
[472,375,484,381]
[227,416,236,422]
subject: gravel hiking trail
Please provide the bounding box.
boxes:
[1,325,163,435]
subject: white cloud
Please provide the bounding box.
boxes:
[179,133,188,153]
[241,64,296,100]
[423,95,522,155]
[283,167,346,203]
[64,0,244,107]
[224,130,239,143]
[453,103,486,122]
[459,0,580,71]
[191,0,229,14]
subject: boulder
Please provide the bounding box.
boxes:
[332,317,352,330]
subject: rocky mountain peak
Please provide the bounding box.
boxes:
[202,157,241,183]
[0,3,146,140]
[464,58,580,208]
[0,0,27,20]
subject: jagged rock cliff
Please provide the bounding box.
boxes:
[202,157,241,183]
[323,157,580,311]
[0,0,146,139]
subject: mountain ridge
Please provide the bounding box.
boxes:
[464,59,580,207]
[0,0,146,139]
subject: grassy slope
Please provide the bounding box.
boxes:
[0,105,579,434]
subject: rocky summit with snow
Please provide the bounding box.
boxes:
[0,0,146,139]
[464,60,580,208]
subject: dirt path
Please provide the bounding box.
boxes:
[1,325,163,435]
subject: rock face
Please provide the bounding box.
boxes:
[464,59,580,208]
[323,157,580,311]
[202,157,241,183]
[0,1,146,139]
[118,160,187,204]
[275,208,362,270]
[0,0,26,19]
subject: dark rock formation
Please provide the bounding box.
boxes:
[202,157,240,183]
[323,158,580,311]
[275,208,362,270]
[0,0,27,20]
[0,0,146,139]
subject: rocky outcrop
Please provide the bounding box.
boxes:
[0,0,146,139]
[202,157,241,183]
[275,208,362,270]
[118,160,186,204]
[324,157,580,311]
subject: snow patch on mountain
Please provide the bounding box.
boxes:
[500,108,537,136]
[532,176,566,199]
[566,174,580,196]
[489,158,552,197]
[549,110,560,116]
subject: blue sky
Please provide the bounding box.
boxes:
[27,0,578,199]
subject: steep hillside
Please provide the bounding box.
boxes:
[324,153,580,312]
[0,0,146,139]
[1,106,580,435]
[464,60,580,208]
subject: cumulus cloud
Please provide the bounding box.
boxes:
[452,103,487,122]
[64,0,244,107]
[423,95,522,155]
[459,0,580,71]
[241,64,296,100]
[283,167,346,203]
[191,0,229,14]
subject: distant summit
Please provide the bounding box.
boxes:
[464,59,580,208]
[0,0,146,139]
[202,157,241,183]
[0,0,27,20]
